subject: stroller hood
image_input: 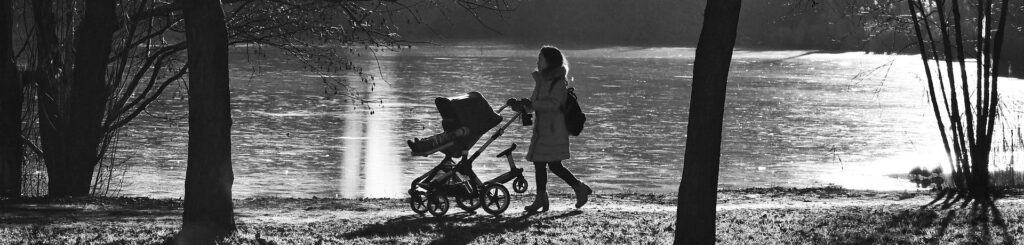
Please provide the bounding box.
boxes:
[435,92,502,156]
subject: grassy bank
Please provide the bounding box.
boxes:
[1,188,1022,244]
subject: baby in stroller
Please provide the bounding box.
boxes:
[406,92,532,217]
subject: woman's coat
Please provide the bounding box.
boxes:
[526,66,571,162]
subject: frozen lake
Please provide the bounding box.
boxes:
[117,43,1024,198]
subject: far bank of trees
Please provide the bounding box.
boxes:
[401,0,1023,78]
[397,0,913,49]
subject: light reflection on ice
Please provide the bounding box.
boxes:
[115,44,1024,198]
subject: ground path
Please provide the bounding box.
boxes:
[2,188,1022,244]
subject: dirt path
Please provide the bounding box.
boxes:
[2,189,1022,244]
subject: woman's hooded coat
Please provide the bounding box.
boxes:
[526,66,571,162]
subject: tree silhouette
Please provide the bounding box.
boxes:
[21,0,189,197]
[0,0,22,198]
[176,0,236,242]
[177,0,238,242]
[907,0,1014,208]
[5,0,517,197]
[675,0,741,244]
[61,0,118,197]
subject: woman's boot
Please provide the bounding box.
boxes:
[524,192,549,213]
[573,182,592,208]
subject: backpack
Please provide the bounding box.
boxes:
[564,87,586,136]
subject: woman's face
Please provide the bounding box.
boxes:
[537,53,548,71]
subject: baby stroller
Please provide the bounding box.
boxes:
[406,92,531,217]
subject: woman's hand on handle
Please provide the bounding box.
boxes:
[505,98,532,113]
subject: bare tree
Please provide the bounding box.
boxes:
[675,0,742,244]
[62,0,117,196]
[0,0,22,198]
[176,0,235,242]
[6,0,517,197]
[907,0,1013,208]
[166,0,515,242]
[26,0,153,197]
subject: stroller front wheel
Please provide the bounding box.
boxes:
[427,193,450,217]
[482,184,510,215]
[408,190,429,214]
[512,177,528,193]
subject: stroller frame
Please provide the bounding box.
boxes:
[407,104,529,217]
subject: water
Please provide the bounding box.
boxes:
[119,43,1024,198]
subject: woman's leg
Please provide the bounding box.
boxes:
[549,161,591,208]
[533,161,548,194]
[548,161,581,186]
[526,161,551,212]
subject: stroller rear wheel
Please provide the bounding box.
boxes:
[482,184,510,215]
[408,190,429,214]
[427,193,449,217]
[456,195,482,212]
[512,177,528,193]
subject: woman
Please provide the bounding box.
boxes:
[523,46,591,213]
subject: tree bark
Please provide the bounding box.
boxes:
[29,0,117,197]
[675,0,741,244]
[178,0,235,242]
[0,0,23,198]
[54,0,117,197]
[30,0,62,198]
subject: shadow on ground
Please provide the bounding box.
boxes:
[344,210,584,245]
[0,203,180,226]
[824,203,1018,244]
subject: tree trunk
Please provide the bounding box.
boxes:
[54,0,117,197]
[675,0,741,244]
[31,0,63,198]
[971,142,991,203]
[178,0,235,242]
[0,0,23,198]
[30,0,116,197]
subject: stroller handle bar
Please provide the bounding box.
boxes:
[496,104,510,114]
[466,108,521,164]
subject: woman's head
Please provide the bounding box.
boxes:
[538,46,567,72]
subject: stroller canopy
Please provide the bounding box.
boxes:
[435,92,502,156]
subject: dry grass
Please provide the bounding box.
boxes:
[1,189,1023,244]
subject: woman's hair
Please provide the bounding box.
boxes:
[540,45,568,72]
